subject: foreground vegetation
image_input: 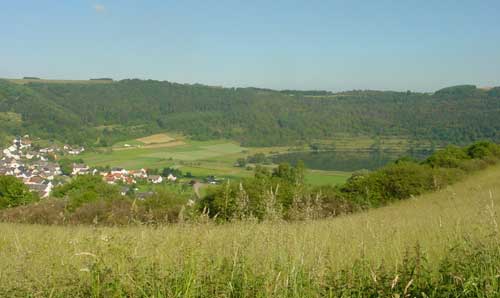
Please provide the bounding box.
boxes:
[0,163,499,297]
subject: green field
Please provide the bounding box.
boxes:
[1,165,498,296]
[76,133,442,188]
[81,139,248,170]
[305,170,350,185]
[78,137,351,185]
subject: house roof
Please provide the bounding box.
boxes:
[28,176,45,184]
[27,183,48,192]
[73,163,88,168]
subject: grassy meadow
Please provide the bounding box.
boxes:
[1,165,499,297]
[79,134,351,185]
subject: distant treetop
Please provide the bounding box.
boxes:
[434,85,478,97]
[90,78,113,81]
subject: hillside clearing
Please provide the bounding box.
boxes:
[113,140,186,151]
[136,133,175,144]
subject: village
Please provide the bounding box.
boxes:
[0,136,181,199]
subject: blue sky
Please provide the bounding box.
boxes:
[1,0,500,91]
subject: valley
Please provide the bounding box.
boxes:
[76,133,437,188]
[2,2,500,296]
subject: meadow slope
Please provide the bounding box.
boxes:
[0,165,499,297]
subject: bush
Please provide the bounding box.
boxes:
[424,145,469,168]
[139,190,189,223]
[311,185,358,216]
[377,162,435,200]
[466,141,500,159]
[70,199,136,225]
[52,175,120,210]
[431,167,465,189]
[0,199,66,224]
[341,162,436,206]
[0,176,38,209]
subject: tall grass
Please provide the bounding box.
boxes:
[1,166,499,297]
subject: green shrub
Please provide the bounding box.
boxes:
[69,199,136,225]
[424,145,470,168]
[341,162,436,206]
[466,141,500,159]
[311,185,357,216]
[377,162,435,200]
[139,189,189,223]
[0,176,38,209]
[52,175,120,210]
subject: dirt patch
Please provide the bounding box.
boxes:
[137,133,174,144]
[141,141,185,149]
[114,140,185,151]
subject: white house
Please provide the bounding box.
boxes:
[148,175,163,184]
[111,167,129,175]
[8,160,21,169]
[130,168,148,179]
[72,163,90,176]
[68,147,85,155]
[28,182,52,198]
[20,139,32,149]
[167,174,177,182]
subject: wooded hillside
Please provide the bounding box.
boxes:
[0,79,498,146]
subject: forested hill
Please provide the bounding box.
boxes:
[0,79,499,147]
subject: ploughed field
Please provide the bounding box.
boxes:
[1,165,499,297]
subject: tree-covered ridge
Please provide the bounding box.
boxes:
[0,79,499,146]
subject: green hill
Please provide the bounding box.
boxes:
[0,79,499,146]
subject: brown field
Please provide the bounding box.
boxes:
[113,140,186,151]
[137,133,175,144]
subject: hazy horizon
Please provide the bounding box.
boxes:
[2,76,496,94]
[2,0,500,92]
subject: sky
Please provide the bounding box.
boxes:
[1,0,500,91]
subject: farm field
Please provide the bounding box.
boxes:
[305,170,350,185]
[81,139,248,170]
[75,133,436,187]
[79,134,353,185]
[1,164,498,296]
